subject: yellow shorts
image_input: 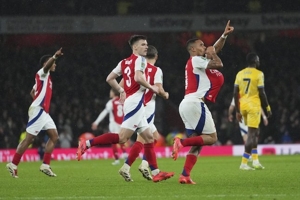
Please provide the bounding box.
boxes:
[240,108,261,128]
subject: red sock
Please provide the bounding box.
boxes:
[90,133,119,146]
[182,154,197,176]
[144,143,158,171]
[111,144,119,160]
[43,153,52,165]
[125,141,143,166]
[120,144,127,153]
[12,153,22,166]
[181,136,204,146]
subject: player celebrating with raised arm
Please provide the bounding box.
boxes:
[172,21,234,184]
[6,48,63,178]
[234,53,272,170]
[91,89,128,165]
[77,35,174,182]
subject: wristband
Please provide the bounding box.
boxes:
[52,55,58,60]
[118,87,124,93]
[266,105,271,112]
[221,34,227,39]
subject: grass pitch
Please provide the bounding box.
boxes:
[1,155,300,200]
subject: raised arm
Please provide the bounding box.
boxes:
[43,48,63,73]
[214,20,234,54]
[206,46,223,69]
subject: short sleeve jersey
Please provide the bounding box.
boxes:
[30,68,52,113]
[113,54,147,98]
[234,67,264,108]
[144,63,163,105]
[185,56,224,102]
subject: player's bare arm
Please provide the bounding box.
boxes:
[214,20,234,53]
[155,83,169,100]
[30,88,35,99]
[206,46,223,69]
[233,86,242,122]
[228,105,235,122]
[106,72,126,102]
[43,47,63,73]
[118,78,126,103]
[135,70,159,94]
[258,87,272,118]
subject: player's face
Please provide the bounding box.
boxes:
[134,39,148,56]
[194,40,206,56]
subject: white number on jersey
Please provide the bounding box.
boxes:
[124,66,131,87]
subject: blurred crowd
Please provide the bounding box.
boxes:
[0,0,298,16]
[1,30,300,149]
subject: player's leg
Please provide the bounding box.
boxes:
[111,144,120,165]
[240,109,262,170]
[77,131,122,160]
[173,100,217,160]
[139,126,174,182]
[178,130,199,184]
[40,128,58,177]
[7,107,44,178]
[6,132,35,178]
[251,128,264,169]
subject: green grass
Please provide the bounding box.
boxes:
[1,155,300,200]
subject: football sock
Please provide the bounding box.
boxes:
[112,144,119,160]
[182,154,197,176]
[125,141,143,166]
[144,143,158,171]
[120,143,127,153]
[181,136,204,146]
[43,153,52,165]
[251,148,258,161]
[12,153,22,166]
[89,133,119,147]
[241,152,251,164]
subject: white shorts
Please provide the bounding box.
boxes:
[109,121,121,133]
[137,100,156,134]
[179,97,216,137]
[26,106,57,136]
[121,96,149,131]
[239,118,248,136]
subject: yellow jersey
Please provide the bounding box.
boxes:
[234,67,264,110]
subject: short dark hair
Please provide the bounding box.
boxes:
[145,45,158,59]
[128,35,147,47]
[246,53,258,66]
[39,55,52,67]
[186,38,199,51]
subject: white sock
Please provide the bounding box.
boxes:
[141,160,149,167]
[86,140,91,148]
[151,169,160,176]
[121,163,130,171]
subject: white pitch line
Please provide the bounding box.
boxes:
[1,194,299,200]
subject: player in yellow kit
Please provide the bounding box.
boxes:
[233,53,272,170]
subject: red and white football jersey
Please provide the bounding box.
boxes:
[144,63,163,105]
[113,54,147,99]
[31,68,52,113]
[184,56,224,103]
